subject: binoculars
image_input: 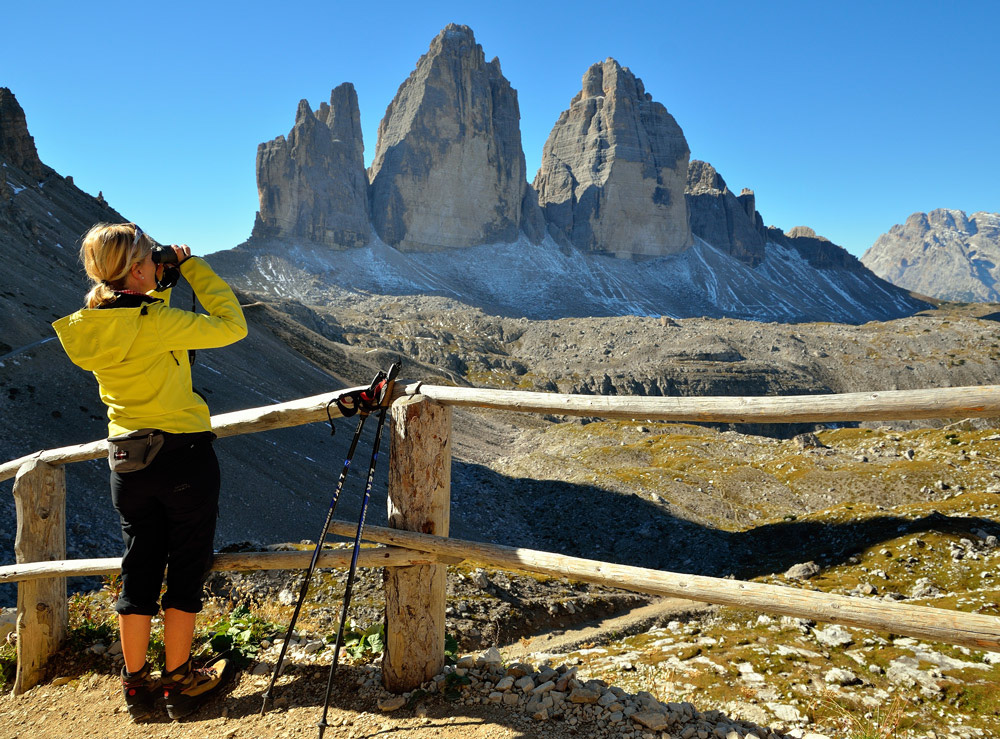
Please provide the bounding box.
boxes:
[151,244,180,265]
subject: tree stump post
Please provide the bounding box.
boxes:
[383,395,451,692]
[12,459,67,695]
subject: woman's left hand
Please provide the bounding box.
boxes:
[171,244,192,264]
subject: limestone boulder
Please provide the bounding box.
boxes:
[368,24,539,251]
[533,59,692,258]
[685,160,766,266]
[254,83,370,249]
[861,209,1000,302]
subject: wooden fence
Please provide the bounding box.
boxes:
[3,383,1000,695]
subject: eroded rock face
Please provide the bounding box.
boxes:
[368,24,539,251]
[0,88,45,179]
[533,59,692,258]
[254,83,370,249]
[685,160,766,266]
[768,226,864,271]
[861,209,1000,302]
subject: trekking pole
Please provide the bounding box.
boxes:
[260,371,388,715]
[316,362,398,739]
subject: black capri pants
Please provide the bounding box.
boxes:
[110,432,219,616]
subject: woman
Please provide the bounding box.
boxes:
[53,222,247,720]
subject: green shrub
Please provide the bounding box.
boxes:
[206,604,280,668]
[339,621,385,661]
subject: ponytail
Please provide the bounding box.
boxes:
[83,281,119,309]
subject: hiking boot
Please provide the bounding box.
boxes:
[162,656,231,720]
[121,662,160,720]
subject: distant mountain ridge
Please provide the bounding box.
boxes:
[239,24,926,323]
[862,209,1000,302]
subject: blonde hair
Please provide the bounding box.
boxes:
[80,223,153,308]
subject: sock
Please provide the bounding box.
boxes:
[124,662,148,680]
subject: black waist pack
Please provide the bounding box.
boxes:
[107,429,165,473]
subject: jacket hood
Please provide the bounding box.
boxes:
[52,307,147,371]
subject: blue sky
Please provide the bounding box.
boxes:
[6,0,997,258]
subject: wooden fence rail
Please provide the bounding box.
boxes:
[4,383,1000,694]
[328,522,1000,653]
[5,383,1000,484]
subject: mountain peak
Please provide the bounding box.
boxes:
[534,58,692,258]
[0,88,45,179]
[367,24,537,251]
[862,209,1000,302]
[253,83,370,249]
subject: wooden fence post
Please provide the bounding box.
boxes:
[12,459,67,695]
[383,395,451,692]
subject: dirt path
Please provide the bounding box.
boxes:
[499,597,713,663]
[0,599,713,739]
[0,665,571,739]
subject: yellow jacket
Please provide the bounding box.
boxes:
[52,257,248,437]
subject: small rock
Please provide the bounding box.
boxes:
[378,695,406,712]
[569,687,601,704]
[505,662,532,677]
[793,432,823,449]
[251,663,271,676]
[824,667,860,685]
[598,691,619,707]
[784,561,821,580]
[303,639,324,654]
[813,624,854,648]
[502,691,520,706]
[910,578,941,598]
[767,703,805,723]
[495,676,514,691]
[631,710,671,731]
[478,646,503,666]
[514,675,535,693]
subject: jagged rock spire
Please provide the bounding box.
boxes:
[368,24,541,251]
[0,88,45,179]
[685,160,766,266]
[533,59,692,258]
[254,83,370,248]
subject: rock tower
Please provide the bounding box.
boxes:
[368,24,542,251]
[254,83,370,248]
[533,59,692,258]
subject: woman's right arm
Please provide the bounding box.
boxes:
[152,257,248,351]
